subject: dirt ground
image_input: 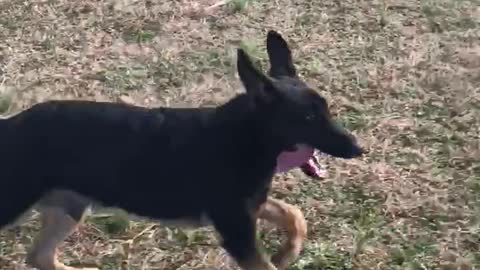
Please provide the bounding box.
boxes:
[0,0,479,269]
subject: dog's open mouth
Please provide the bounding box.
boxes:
[275,145,327,179]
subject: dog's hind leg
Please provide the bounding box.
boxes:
[258,198,307,270]
[26,192,97,270]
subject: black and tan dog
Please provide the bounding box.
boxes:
[0,31,363,270]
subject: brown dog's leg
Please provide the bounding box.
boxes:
[26,207,97,270]
[258,198,307,270]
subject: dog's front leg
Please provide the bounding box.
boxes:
[258,198,307,270]
[211,207,277,270]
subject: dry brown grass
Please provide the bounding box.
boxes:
[1,0,479,269]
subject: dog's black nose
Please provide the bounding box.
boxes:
[351,145,365,157]
[345,133,364,158]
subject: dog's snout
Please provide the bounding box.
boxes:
[350,144,364,158]
[343,131,364,158]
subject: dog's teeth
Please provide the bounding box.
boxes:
[301,159,327,179]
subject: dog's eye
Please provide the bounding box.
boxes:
[306,102,319,121]
[305,100,324,121]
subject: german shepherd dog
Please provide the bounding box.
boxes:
[0,31,363,270]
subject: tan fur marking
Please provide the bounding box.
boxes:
[258,198,307,270]
[26,207,98,270]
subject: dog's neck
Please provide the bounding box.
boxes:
[210,94,287,169]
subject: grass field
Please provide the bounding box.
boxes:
[0,0,479,269]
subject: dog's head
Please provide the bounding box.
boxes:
[237,31,363,159]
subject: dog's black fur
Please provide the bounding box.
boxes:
[0,31,362,269]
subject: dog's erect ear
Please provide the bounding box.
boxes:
[237,48,277,103]
[267,30,297,78]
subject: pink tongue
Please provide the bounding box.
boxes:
[275,144,315,173]
[300,159,326,179]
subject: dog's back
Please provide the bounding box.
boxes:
[0,98,264,226]
[0,101,208,224]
